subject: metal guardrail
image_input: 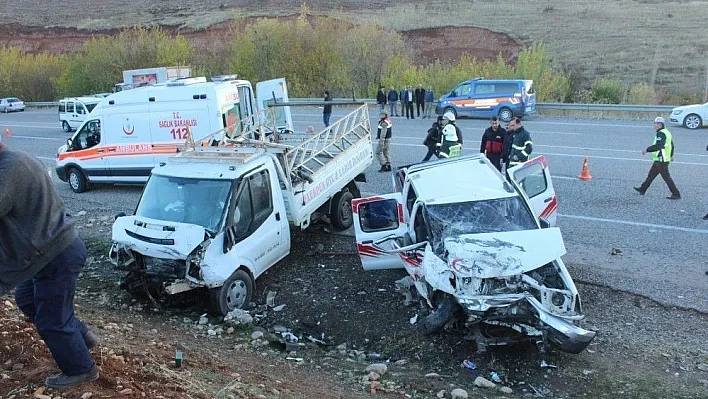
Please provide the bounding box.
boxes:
[24,100,678,112]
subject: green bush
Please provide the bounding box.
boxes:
[0,47,66,101]
[591,77,625,104]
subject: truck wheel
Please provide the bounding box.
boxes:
[330,190,354,231]
[498,107,513,122]
[68,168,88,193]
[210,269,253,316]
[62,121,72,132]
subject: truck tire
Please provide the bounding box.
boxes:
[62,120,72,132]
[68,167,88,193]
[210,269,253,316]
[498,107,513,122]
[330,190,354,231]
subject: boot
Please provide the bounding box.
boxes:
[378,164,387,172]
[83,329,100,350]
[45,366,99,390]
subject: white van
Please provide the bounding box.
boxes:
[58,97,103,132]
[55,77,292,193]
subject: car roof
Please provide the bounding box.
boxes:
[408,155,517,205]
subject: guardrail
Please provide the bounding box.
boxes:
[25,100,678,112]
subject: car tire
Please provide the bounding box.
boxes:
[683,114,702,130]
[62,120,72,132]
[68,167,88,193]
[443,107,457,120]
[330,190,354,231]
[419,294,459,335]
[210,269,253,316]
[498,107,513,122]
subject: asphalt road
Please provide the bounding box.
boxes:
[2,108,707,312]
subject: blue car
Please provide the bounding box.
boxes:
[435,78,536,122]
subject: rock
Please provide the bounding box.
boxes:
[80,393,94,399]
[226,327,235,334]
[394,359,408,366]
[698,379,708,387]
[501,386,513,394]
[76,211,87,217]
[1,373,10,380]
[473,376,496,389]
[198,316,209,325]
[450,388,469,399]
[697,363,708,372]
[34,395,52,399]
[12,363,24,371]
[369,380,382,393]
[251,331,264,340]
[336,343,347,351]
[425,372,440,378]
[208,329,217,336]
[223,309,253,326]
[436,390,446,398]
[367,371,381,381]
[119,388,133,395]
[365,363,387,376]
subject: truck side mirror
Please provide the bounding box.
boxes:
[539,217,550,229]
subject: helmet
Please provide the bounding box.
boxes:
[654,116,665,124]
[443,111,455,122]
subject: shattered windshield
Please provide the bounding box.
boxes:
[135,175,233,233]
[426,197,538,254]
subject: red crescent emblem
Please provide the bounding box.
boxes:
[123,118,135,136]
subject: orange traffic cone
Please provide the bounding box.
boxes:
[578,158,593,181]
[4,128,10,138]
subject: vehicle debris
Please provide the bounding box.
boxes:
[409,314,418,324]
[461,359,476,370]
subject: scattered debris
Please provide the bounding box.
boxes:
[473,376,496,389]
[409,314,418,324]
[436,390,446,398]
[266,291,277,307]
[540,360,558,369]
[490,371,502,383]
[461,359,476,370]
[425,372,440,378]
[697,363,708,372]
[500,386,513,394]
[395,276,416,306]
[611,247,623,256]
[272,304,286,312]
[223,309,253,326]
[365,363,388,376]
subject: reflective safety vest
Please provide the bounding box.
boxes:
[652,128,673,162]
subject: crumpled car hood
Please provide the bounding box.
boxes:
[112,216,207,259]
[443,228,566,278]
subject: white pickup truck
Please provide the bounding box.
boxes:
[109,104,373,315]
[351,154,596,355]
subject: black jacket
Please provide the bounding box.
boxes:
[480,126,507,154]
[387,90,398,102]
[506,126,533,164]
[424,122,442,148]
[414,88,425,104]
[376,89,387,104]
[323,94,332,114]
[376,118,392,139]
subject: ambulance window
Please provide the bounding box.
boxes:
[73,119,101,150]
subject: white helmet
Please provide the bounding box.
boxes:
[443,111,455,122]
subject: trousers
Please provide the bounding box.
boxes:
[376,138,391,166]
[14,237,95,376]
[638,161,680,196]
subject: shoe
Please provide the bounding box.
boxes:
[703,214,708,220]
[633,187,645,195]
[378,165,387,172]
[385,164,392,171]
[83,329,100,350]
[45,366,99,390]
[666,195,681,200]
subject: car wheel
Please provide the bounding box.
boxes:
[210,269,253,316]
[498,107,513,122]
[683,114,702,130]
[330,190,354,231]
[419,294,459,335]
[68,168,88,193]
[62,120,72,132]
[443,107,457,120]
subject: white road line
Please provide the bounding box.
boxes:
[37,156,55,161]
[559,213,708,234]
[2,124,58,129]
[5,135,63,141]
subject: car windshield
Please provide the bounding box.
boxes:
[426,197,538,255]
[135,175,233,233]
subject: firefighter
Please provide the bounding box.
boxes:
[506,117,533,166]
[633,117,681,200]
[480,116,507,171]
[437,112,461,158]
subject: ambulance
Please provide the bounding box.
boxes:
[55,76,292,193]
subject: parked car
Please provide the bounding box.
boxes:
[435,78,536,122]
[0,97,25,113]
[669,102,708,130]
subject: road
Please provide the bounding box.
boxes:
[2,108,707,312]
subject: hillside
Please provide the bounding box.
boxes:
[1,0,707,93]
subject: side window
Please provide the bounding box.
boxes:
[249,170,273,226]
[474,83,495,95]
[359,199,399,232]
[73,120,101,150]
[413,206,428,243]
[67,102,75,113]
[495,83,518,94]
[456,83,472,97]
[58,102,66,113]
[516,166,548,199]
[232,179,253,236]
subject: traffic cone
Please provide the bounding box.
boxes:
[578,158,593,181]
[4,128,10,138]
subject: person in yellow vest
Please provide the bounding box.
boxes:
[634,117,681,199]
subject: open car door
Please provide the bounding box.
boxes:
[256,78,293,134]
[352,194,408,271]
[507,156,558,226]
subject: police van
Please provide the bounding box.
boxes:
[435,78,536,122]
[55,76,292,193]
[58,97,104,132]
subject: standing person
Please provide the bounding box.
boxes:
[387,86,399,117]
[423,86,435,119]
[437,112,460,158]
[406,85,415,119]
[0,137,100,390]
[323,90,333,127]
[633,117,681,199]
[506,117,533,167]
[422,115,443,162]
[376,110,393,172]
[399,87,407,118]
[415,84,425,117]
[376,86,387,113]
[480,116,507,171]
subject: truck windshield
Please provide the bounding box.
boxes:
[135,175,233,233]
[426,197,538,255]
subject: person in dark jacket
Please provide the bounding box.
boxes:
[422,115,443,161]
[423,87,435,119]
[323,90,333,127]
[387,86,399,116]
[399,87,407,117]
[506,117,533,166]
[414,84,425,117]
[634,117,681,199]
[376,86,387,113]
[0,138,99,390]
[376,110,393,172]
[480,116,507,171]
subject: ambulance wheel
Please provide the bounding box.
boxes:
[62,120,72,132]
[498,107,513,122]
[68,168,88,193]
[330,190,354,231]
[210,269,253,316]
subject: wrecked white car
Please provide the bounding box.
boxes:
[352,154,596,354]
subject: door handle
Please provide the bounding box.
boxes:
[96,149,104,153]
[275,212,281,221]
[544,197,553,203]
[108,148,116,152]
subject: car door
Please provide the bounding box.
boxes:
[352,194,408,270]
[255,78,293,134]
[507,155,557,226]
[65,119,110,181]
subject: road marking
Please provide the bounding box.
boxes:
[2,124,58,130]
[559,213,708,234]
[4,135,63,141]
[550,176,579,180]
